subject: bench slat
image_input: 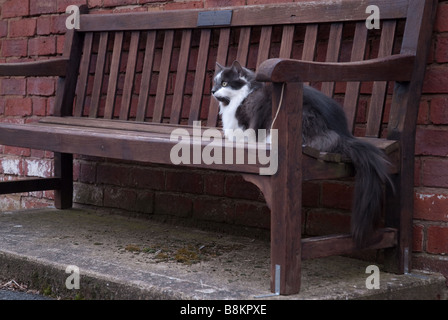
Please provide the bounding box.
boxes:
[256,26,272,68]
[136,31,156,122]
[74,32,93,117]
[104,31,123,119]
[153,30,174,123]
[90,32,108,118]
[170,29,192,124]
[343,22,368,131]
[40,116,206,135]
[188,29,211,124]
[302,24,318,61]
[236,27,251,67]
[119,31,140,120]
[279,25,295,59]
[366,20,397,137]
[321,23,343,98]
[302,228,397,260]
[301,24,319,86]
[207,28,231,127]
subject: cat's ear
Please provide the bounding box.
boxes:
[231,60,243,74]
[216,62,225,71]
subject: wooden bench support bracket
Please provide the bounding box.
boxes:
[0,177,61,195]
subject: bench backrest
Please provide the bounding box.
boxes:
[55,0,436,141]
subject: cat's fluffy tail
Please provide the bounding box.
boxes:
[344,138,393,247]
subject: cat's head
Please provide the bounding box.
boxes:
[211,61,254,106]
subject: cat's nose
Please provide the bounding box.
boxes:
[211,89,216,95]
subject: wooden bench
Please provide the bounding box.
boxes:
[0,0,437,295]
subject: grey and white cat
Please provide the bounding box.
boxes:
[211,60,393,247]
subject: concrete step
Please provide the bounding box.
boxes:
[0,208,446,300]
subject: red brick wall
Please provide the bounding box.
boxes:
[0,0,447,279]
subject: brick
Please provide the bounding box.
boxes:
[139,0,167,4]
[5,97,32,116]
[56,0,88,13]
[321,182,354,210]
[0,78,26,95]
[305,208,351,236]
[31,96,47,116]
[46,96,55,115]
[2,0,30,18]
[9,18,36,38]
[24,158,52,177]
[0,195,21,211]
[233,202,270,229]
[0,98,4,115]
[36,16,51,35]
[192,196,233,223]
[134,191,154,214]
[435,3,448,32]
[43,190,55,200]
[27,77,55,96]
[203,172,225,196]
[30,0,57,15]
[78,162,96,183]
[435,35,448,63]
[103,0,137,7]
[164,1,204,10]
[103,186,137,210]
[22,197,52,209]
[0,21,8,38]
[1,157,22,175]
[97,163,130,186]
[129,166,165,190]
[205,0,245,8]
[414,158,421,187]
[73,182,103,206]
[50,15,67,34]
[165,170,204,194]
[414,190,448,222]
[154,192,192,217]
[247,0,293,4]
[413,255,448,279]
[28,36,56,56]
[303,181,320,207]
[430,96,448,125]
[423,66,448,94]
[427,226,448,254]
[56,35,65,54]
[422,158,448,188]
[413,224,424,252]
[224,175,262,201]
[88,0,103,8]
[1,38,27,57]
[417,100,430,125]
[415,127,448,156]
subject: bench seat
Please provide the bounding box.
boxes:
[0,116,399,180]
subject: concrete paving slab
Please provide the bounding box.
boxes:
[0,208,446,300]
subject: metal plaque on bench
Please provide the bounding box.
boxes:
[197,10,232,27]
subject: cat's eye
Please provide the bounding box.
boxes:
[221,81,228,87]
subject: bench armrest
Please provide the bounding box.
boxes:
[255,54,415,83]
[0,58,69,77]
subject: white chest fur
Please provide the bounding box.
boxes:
[218,85,250,134]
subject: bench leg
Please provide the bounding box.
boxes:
[54,153,73,209]
[270,82,303,295]
[270,176,302,295]
[384,171,412,274]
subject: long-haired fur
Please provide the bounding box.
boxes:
[212,61,393,247]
